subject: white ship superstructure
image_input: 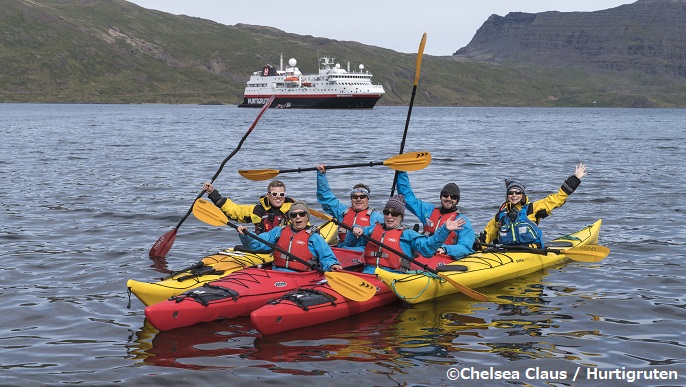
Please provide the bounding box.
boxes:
[239,55,385,109]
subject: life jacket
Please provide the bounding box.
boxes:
[252,197,295,234]
[338,207,373,242]
[423,207,459,245]
[362,225,409,271]
[496,203,543,247]
[272,226,317,272]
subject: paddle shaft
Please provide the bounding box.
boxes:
[279,161,390,175]
[225,221,326,274]
[322,214,443,274]
[173,95,276,230]
[478,242,578,256]
[391,33,426,196]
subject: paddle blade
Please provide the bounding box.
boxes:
[149,228,177,258]
[192,198,229,227]
[437,273,489,302]
[414,33,427,86]
[564,245,610,262]
[383,151,431,171]
[325,271,377,302]
[238,168,280,181]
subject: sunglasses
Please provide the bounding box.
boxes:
[507,191,523,196]
[441,192,459,200]
[351,194,368,200]
[289,211,308,219]
[269,192,286,197]
[383,209,402,217]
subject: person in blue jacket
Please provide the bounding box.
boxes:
[316,164,384,250]
[352,195,466,274]
[236,201,342,272]
[395,171,475,260]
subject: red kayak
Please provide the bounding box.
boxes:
[144,247,363,331]
[250,253,456,335]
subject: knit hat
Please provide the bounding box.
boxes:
[384,194,406,217]
[288,201,310,218]
[441,182,460,197]
[505,179,526,195]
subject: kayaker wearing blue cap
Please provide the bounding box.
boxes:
[478,163,588,248]
[315,164,384,251]
[352,195,465,274]
[395,171,475,260]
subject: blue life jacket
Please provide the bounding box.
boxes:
[496,204,544,247]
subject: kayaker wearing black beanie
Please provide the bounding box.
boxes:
[395,171,475,260]
[478,162,588,249]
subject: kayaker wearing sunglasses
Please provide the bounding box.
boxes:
[395,171,475,260]
[315,164,384,251]
[236,201,342,272]
[203,180,296,234]
[478,163,588,249]
[352,195,465,274]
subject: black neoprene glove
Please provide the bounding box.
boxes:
[561,175,581,195]
[207,188,227,207]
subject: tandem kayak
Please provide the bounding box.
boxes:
[127,221,338,306]
[144,247,364,331]
[250,254,456,335]
[375,220,603,304]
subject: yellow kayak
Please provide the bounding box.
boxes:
[375,219,602,304]
[127,221,338,306]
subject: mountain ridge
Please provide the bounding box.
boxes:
[1,0,685,107]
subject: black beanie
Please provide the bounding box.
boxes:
[441,183,460,196]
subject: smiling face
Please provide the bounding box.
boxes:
[506,189,523,204]
[267,186,286,208]
[350,193,369,212]
[439,192,459,210]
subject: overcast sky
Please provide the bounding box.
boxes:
[127,0,634,56]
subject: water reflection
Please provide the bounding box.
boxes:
[127,267,584,373]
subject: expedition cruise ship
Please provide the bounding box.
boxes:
[238,55,385,109]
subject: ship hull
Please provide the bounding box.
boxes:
[238,95,382,109]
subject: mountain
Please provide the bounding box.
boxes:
[1,0,685,107]
[454,0,686,79]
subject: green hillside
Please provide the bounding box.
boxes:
[1,0,684,107]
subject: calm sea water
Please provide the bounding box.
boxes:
[1,104,684,386]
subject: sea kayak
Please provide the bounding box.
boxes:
[127,221,338,306]
[144,247,363,331]
[375,220,602,304]
[250,254,455,335]
[127,247,272,307]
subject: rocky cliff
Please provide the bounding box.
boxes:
[454,0,686,78]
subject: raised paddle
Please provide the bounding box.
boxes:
[308,208,488,302]
[149,95,275,258]
[192,198,377,302]
[391,33,426,196]
[477,242,610,263]
[238,151,432,181]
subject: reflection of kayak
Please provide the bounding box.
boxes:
[130,318,258,369]
[376,220,602,304]
[130,306,405,369]
[127,222,338,306]
[250,255,454,335]
[144,247,363,331]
